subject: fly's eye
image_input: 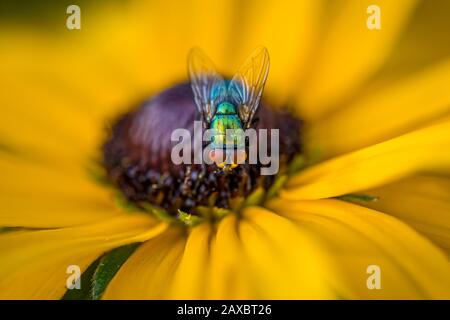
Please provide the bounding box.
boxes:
[209,149,247,168]
[208,149,225,165]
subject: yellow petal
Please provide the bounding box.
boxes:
[379,1,450,79]
[0,32,135,122]
[180,0,237,67]
[0,76,101,163]
[283,120,450,200]
[102,227,185,299]
[299,0,418,119]
[307,59,450,158]
[267,198,450,299]
[168,224,213,299]
[123,0,237,91]
[207,209,336,299]
[206,214,255,299]
[228,0,323,104]
[365,175,450,254]
[0,14,151,119]
[0,214,167,299]
[239,207,336,299]
[0,194,121,228]
[0,155,118,228]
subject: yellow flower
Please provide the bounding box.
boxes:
[1,0,450,299]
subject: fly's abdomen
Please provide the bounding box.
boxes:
[210,103,244,149]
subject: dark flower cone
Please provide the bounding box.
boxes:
[103,83,302,215]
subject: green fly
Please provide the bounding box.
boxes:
[188,46,270,170]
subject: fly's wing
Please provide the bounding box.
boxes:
[228,46,270,128]
[188,47,227,124]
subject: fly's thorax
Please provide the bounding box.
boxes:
[210,102,245,149]
[215,101,237,115]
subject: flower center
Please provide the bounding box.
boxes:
[102,83,302,220]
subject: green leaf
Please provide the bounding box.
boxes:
[62,257,101,300]
[336,193,379,203]
[61,243,140,300]
[90,243,140,300]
